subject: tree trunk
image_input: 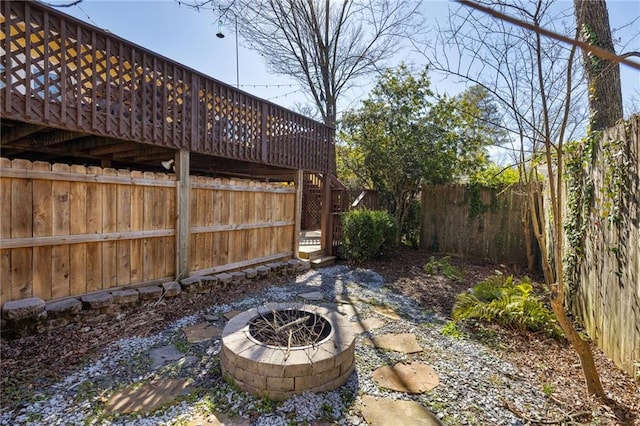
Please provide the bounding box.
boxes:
[574,0,623,130]
[550,296,605,396]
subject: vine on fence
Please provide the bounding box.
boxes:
[564,135,595,299]
[563,125,629,297]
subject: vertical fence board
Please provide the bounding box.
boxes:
[51,163,70,299]
[11,160,33,300]
[0,159,10,304]
[142,171,156,281]
[69,164,87,297]
[102,168,118,288]
[153,173,167,279]
[32,161,52,300]
[85,166,103,292]
[130,171,144,283]
[116,170,131,285]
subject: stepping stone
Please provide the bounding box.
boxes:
[360,395,443,426]
[372,362,439,393]
[149,344,183,370]
[334,295,363,304]
[363,333,423,354]
[224,310,242,321]
[104,378,193,415]
[337,303,358,317]
[372,306,401,320]
[351,317,385,334]
[298,291,324,301]
[203,314,220,322]
[182,322,222,343]
[187,412,251,426]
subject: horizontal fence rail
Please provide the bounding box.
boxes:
[0,158,296,305]
[0,0,333,173]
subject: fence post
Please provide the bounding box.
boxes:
[175,149,190,280]
[321,173,332,255]
[293,169,303,258]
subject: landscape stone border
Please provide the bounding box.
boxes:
[220,303,355,400]
[1,260,311,339]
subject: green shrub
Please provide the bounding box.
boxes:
[340,209,398,262]
[453,274,562,338]
[423,256,464,280]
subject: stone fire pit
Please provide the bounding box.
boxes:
[220,303,355,400]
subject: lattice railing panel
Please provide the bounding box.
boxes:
[0,0,333,173]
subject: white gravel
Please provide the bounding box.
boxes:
[0,265,551,425]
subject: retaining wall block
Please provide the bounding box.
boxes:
[243,268,258,279]
[162,281,182,297]
[46,298,82,318]
[111,289,139,305]
[215,273,233,288]
[230,271,246,284]
[2,298,46,320]
[138,286,163,301]
[81,292,114,309]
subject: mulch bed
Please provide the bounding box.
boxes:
[1,246,638,424]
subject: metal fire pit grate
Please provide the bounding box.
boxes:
[249,309,331,348]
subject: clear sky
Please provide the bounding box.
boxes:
[55,0,639,122]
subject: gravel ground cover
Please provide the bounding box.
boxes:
[1,257,638,425]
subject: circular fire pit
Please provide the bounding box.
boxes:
[221,303,355,400]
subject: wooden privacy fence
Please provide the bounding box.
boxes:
[571,116,639,378]
[420,184,537,267]
[0,158,296,306]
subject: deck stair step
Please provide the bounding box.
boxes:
[311,256,336,268]
[299,248,324,260]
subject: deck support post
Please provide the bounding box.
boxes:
[293,169,303,258]
[320,173,332,256]
[175,149,190,280]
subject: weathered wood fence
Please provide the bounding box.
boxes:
[0,158,296,305]
[420,184,537,267]
[571,116,639,378]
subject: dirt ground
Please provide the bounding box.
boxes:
[360,247,639,425]
[1,246,638,424]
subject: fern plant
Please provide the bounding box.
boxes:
[453,274,562,338]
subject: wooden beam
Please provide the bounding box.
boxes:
[34,130,85,147]
[294,169,303,258]
[0,123,45,144]
[175,149,190,280]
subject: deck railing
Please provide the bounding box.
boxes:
[0,0,333,173]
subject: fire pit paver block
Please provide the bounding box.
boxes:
[221,304,355,400]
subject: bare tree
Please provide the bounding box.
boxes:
[178,0,421,127]
[416,0,606,397]
[574,0,623,130]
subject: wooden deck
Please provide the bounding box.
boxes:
[0,0,334,178]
